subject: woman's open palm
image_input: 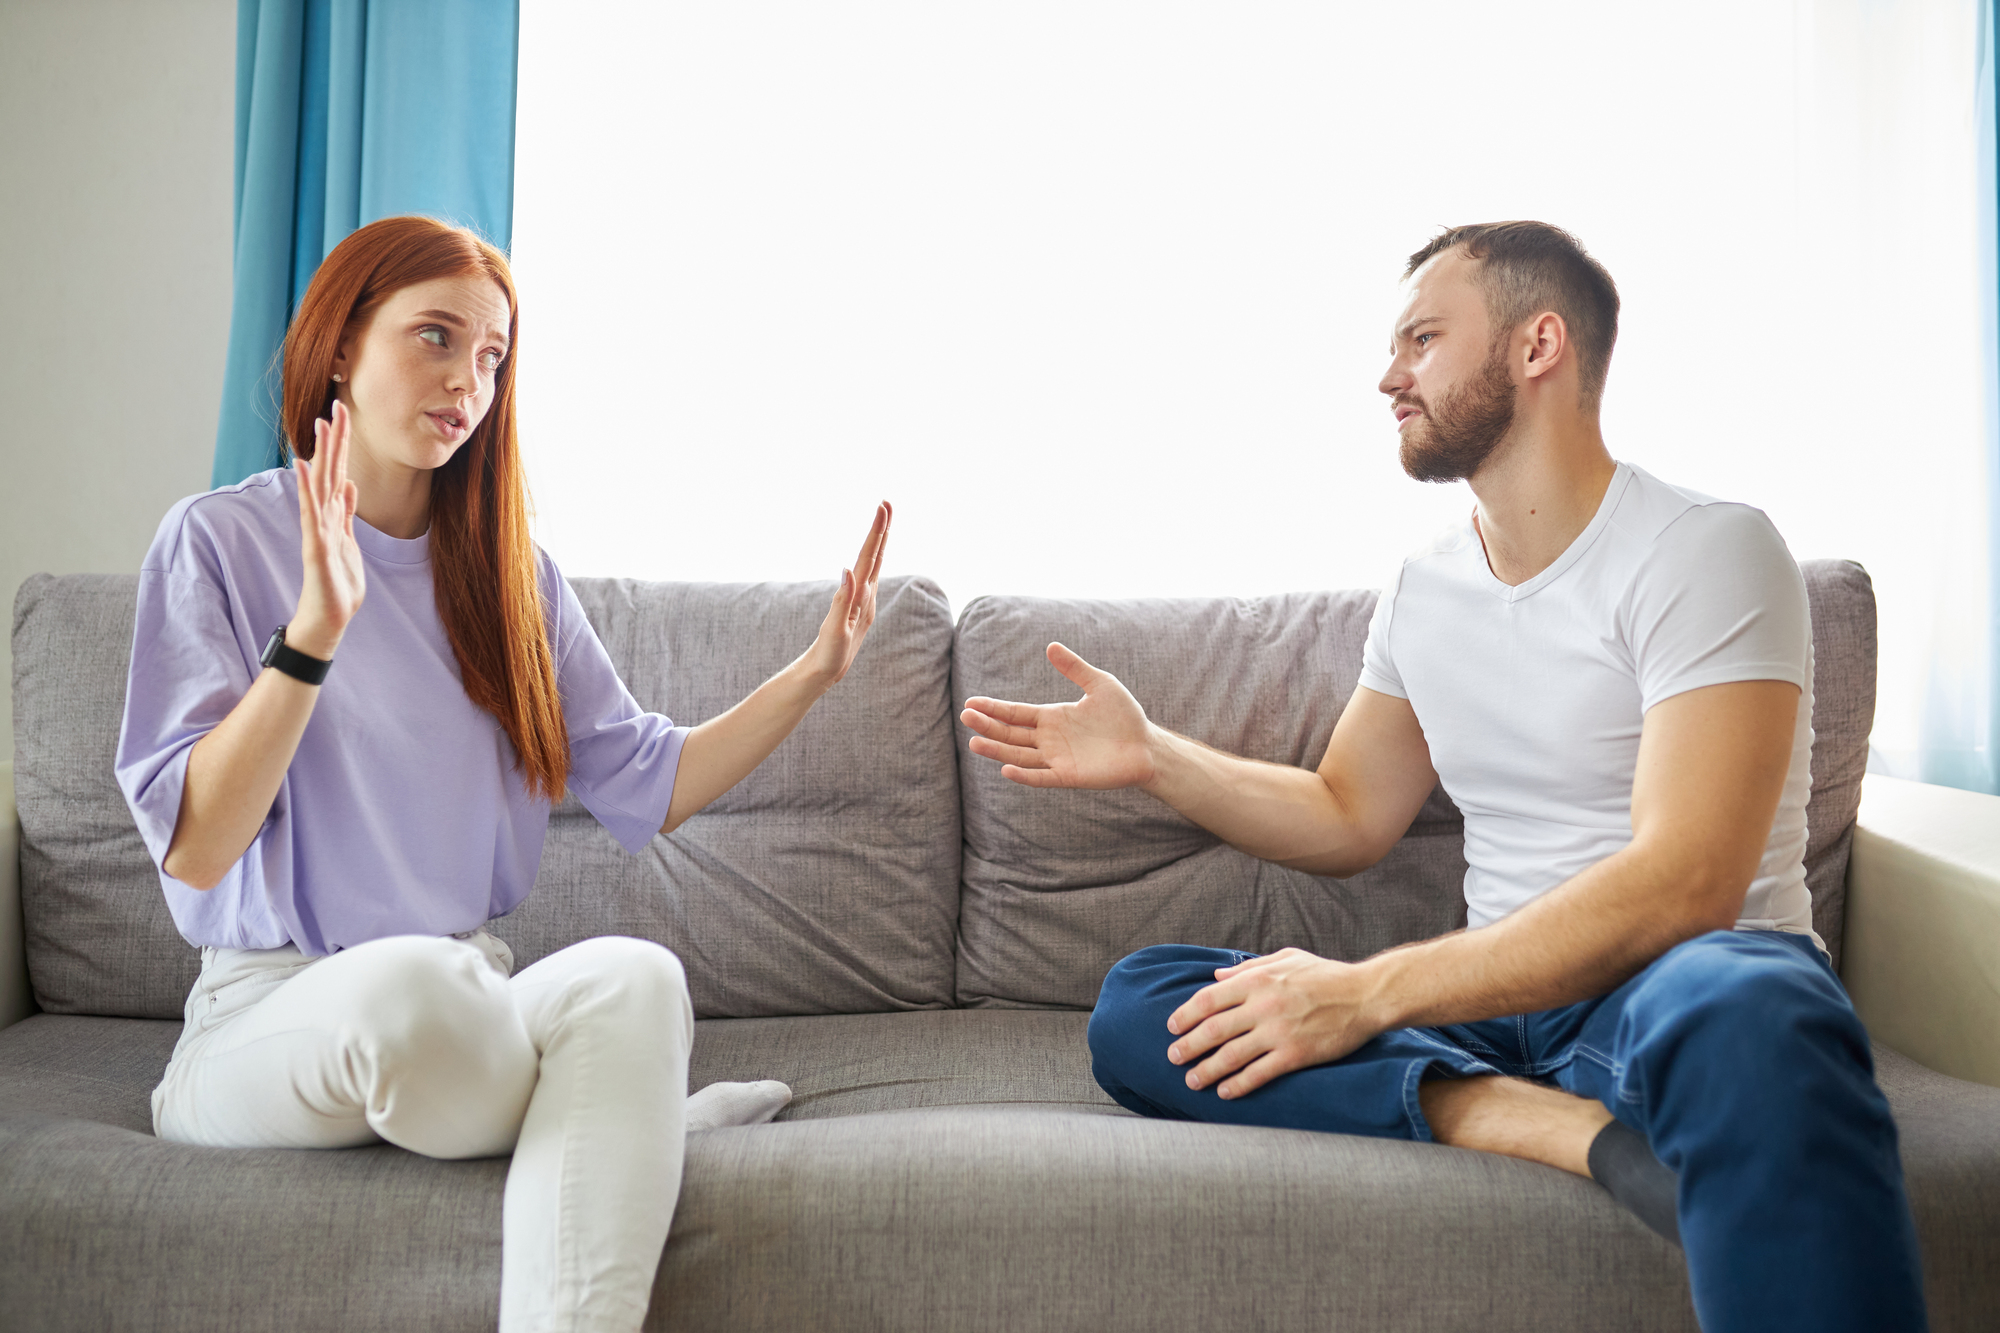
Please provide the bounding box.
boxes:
[295,400,366,642]
[805,502,892,688]
[961,644,1157,791]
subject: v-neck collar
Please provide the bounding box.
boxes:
[1470,462,1631,605]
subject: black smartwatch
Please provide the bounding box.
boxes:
[260,625,333,686]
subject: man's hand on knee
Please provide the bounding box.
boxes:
[1164,948,1389,1099]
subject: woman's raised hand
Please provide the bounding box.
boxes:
[960,644,1158,790]
[803,501,892,690]
[290,400,366,658]
[660,501,894,833]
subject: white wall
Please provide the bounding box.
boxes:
[0,0,236,760]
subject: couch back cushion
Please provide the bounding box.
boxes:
[952,591,1470,1010]
[951,559,1876,1009]
[12,573,960,1019]
[1798,559,1877,970]
[14,575,197,1017]
[498,576,961,1015]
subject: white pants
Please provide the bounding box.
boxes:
[153,931,693,1333]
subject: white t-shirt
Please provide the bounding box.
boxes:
[1357,462,1819,945]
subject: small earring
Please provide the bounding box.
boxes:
[331,373,345,383]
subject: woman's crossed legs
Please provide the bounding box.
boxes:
[153,932,780,1333]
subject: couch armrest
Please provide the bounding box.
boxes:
[1843,774,2000,1088]
[0,762,33,1030]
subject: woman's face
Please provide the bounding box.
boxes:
[330,274,512,475]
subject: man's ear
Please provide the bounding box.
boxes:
[1521,311,1568,382]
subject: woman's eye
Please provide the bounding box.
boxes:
[419,327,447,348]
[1416,333,1435,346]
[479,350,503,372]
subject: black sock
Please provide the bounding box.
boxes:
[1587,1120,1681,1247]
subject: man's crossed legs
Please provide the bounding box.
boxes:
[1088,929,1926,1333]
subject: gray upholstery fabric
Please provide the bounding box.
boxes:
[1798,559,1876,970]
[688,1008,1111,1119]
[0,1013,177,1133]
[0,1116,507,1332]
[0,1011,1111,1141]
[493,575,962,1015]
[12,563,1874,1018]
[3,1013,1995,1332]
[2,559,1945,1331]
[11,572,960,1020]
[952,591,1468,1009]
[659,1104,1699,1332]
[13,574,198,1018]
[953,563,1878,1007]
[1879,1045,2000,1325]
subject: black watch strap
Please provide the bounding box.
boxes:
[260,625,332,686]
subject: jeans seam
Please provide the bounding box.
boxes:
[1575,1042,1644,1104]
[1574,1042,1620,1074]
[1405,1028,1484,1058]
[1401,1057,1434,1141]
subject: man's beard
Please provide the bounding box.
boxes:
[1397,341,1517,484]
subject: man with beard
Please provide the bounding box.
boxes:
[959,222,1927,1333]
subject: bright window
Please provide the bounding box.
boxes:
[514,1,1988,776]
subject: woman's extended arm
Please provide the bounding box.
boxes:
[162,407,365,890]
[660,502,891,834]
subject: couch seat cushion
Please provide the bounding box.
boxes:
[1,1013,1994,1332]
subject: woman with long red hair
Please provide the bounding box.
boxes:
[115,215,891,1330]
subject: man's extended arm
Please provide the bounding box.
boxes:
[1162,678,1801,1098]
[961,641,1440,875]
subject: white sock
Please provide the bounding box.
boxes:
[685,1079,792,1132]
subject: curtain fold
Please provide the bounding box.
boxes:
[212,0,520,488]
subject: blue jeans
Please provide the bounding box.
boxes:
[1088,930,1927,1333]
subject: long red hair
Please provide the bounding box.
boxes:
[281,216,569,802]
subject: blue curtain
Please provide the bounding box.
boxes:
[212,0,520,488]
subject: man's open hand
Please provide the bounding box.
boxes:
[1165,948,1389,1099]
[961,644,1156,790]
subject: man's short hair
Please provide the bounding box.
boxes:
[1404,222,1620,411]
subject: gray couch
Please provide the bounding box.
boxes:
[3,565,1996,1332]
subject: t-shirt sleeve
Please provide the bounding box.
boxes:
[1623,502,1810,713]
[113,505,282,939]
[116,570,253,869]
[1357,561,1409,700]
[547,564,691,854]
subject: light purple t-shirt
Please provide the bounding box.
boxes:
[114,467,689,956]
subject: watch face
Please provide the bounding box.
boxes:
[258,624,329,684]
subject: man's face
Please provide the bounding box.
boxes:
[1378,252,1517,484]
